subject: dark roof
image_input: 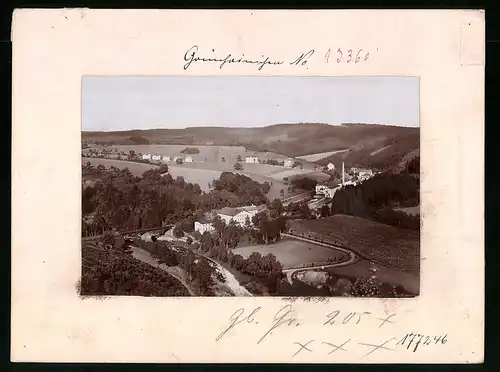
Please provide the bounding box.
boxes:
[197,216,214,224]
[218,207,239,216]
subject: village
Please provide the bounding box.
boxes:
[192,160,376,234]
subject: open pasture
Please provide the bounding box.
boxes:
[82,157,156,176]
[297,149,349,162]
[232,239,346,269]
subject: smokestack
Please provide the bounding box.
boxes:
[342,161,345,185]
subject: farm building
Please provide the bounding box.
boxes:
[284,158,295,168]
[185,156,194,163]
[245,156,259,164]
[162,155,171,162]
[142,153,152,160]
[194,217,215,234]
[217,205,261,227]
[152,154,161,161]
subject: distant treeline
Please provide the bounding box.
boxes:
[180,147,200,154]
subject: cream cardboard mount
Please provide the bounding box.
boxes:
[11,9,484,363]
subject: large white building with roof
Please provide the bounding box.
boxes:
[217,205,261,226]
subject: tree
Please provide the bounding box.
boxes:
[280,189,285,198]
[320,205,330,218]
[158,164,169,174]
[231,254,245,271]
[173,225,184,238]
[270,198,284,218]
[176,158,183,164]
[234,162,243,171]
[237,155,243,162]
[186,236,193,245]
[201,232,214,252]
[128,150,136,161]
[221,157,226,162]
[245,252,263,278]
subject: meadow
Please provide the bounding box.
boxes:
[288,214,420,275]
[296,149,349,162]
[82,157,156,176]
[232,239,347,269]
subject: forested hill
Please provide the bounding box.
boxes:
[82,123,419,170]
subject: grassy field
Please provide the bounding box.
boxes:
[232,239,347,269]
[168,165,223,192]
[82,157,157,176]
[297,149,349,162]
[288,215,420,275]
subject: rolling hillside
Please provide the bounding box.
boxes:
[83,123,419,170]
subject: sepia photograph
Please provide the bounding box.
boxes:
[81,76,420,298]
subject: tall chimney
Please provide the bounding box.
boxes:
[342,161,345,185]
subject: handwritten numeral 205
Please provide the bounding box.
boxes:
[325,48,370,64]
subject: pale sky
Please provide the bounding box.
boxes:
[82,76,419,131]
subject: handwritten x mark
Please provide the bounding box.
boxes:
[322,339,351,354]
[358,337,396,359]
[377,313,396,328]
[292,340,314,357]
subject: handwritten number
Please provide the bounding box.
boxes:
[364,52,370,62]
[336,48,342,63]
[441,334,448,344]
[396,334,408,346]
[342,312,356,324]
[424,336,431,345]
[325,48,331,63]
[347,49,352,63]
[324,310,340,326]
[355,49,362,63]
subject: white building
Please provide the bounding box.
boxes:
[245,156,259,164]
[185,156,194,163]
[327,163,335,171]
[217,205,261,227]
[152,154,161,161]
[284,158,295,168]
[142,153,152,160]
[315,184,341,199]
[162,155,171,162]
[358,169,373,178]
[194,220,215,234]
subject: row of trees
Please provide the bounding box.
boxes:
[81,164,271,236]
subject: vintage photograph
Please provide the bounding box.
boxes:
[81,76,420,298]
